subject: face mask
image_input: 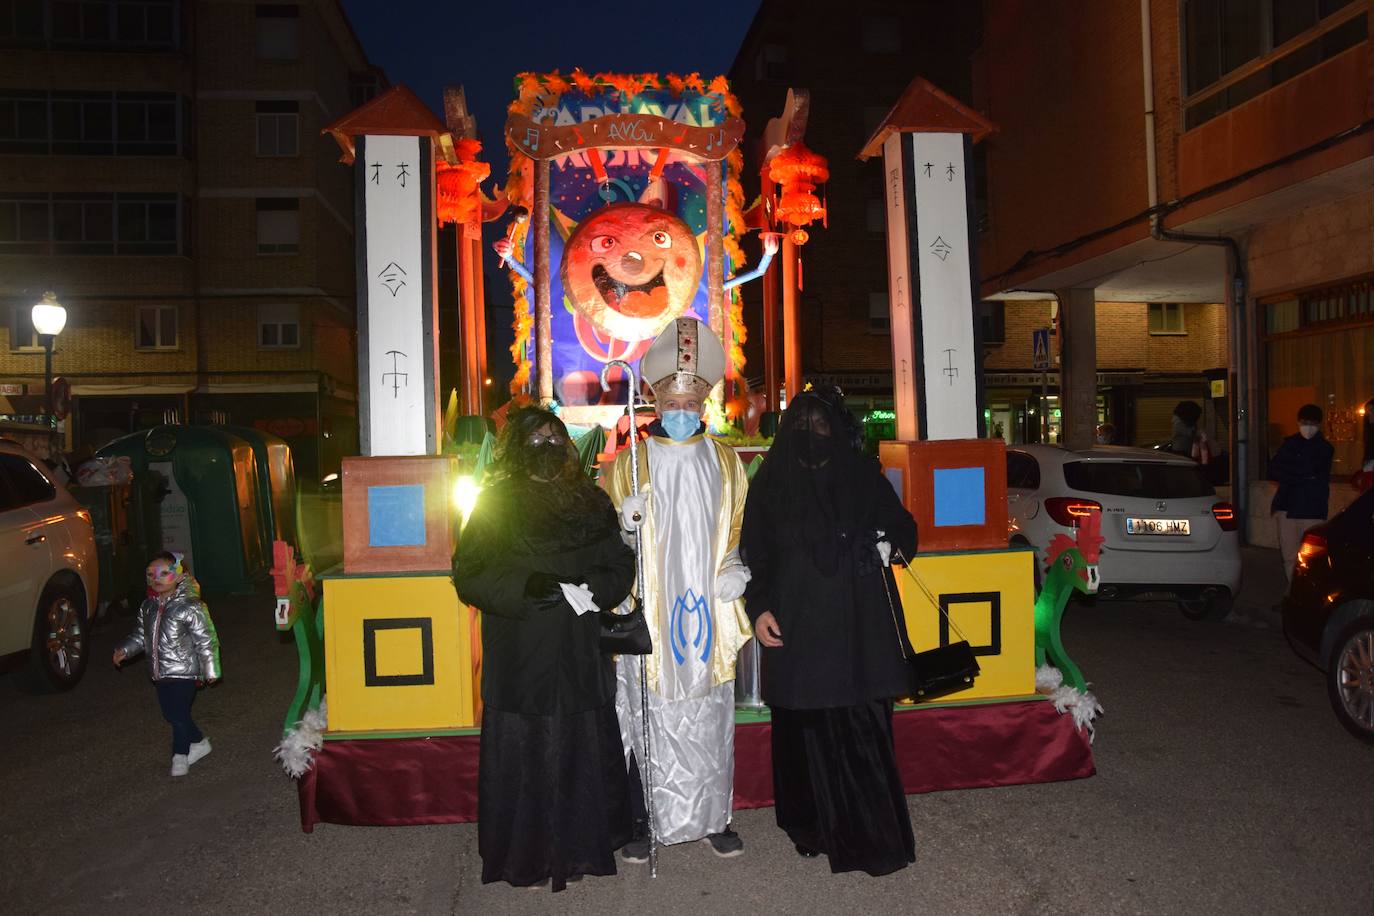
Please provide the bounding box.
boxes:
[799,431,837,468]
[661,410,700,441]
[1299,424,1319,440]
[526,443,566,479]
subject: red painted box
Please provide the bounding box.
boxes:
[342,455,457,574]
[879,439,1008,552]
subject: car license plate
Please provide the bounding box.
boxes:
[1126,517,1190,536]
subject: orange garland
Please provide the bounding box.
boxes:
[435,138,490,227]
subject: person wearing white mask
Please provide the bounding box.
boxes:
[1268,403,1335,582]
[604,317,753,862]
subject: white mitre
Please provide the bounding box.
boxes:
[642,317,725,401]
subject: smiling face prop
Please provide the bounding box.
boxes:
[560,203,701,343]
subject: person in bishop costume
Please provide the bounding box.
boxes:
[605,317,753,862]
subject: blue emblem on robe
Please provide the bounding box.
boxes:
[669,589,713,666]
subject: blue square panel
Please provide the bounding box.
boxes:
[368,484,427,547]
[933,467,985,527]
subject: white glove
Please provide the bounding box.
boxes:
[876,529,892,567]
[715,566,751,603]
[558,582,598,616]
[620,492,647,532]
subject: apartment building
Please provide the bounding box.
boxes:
[0,0,383,479]
[976,0,1373,539]
[727,0,1228,448]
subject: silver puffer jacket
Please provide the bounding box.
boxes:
[118,579,221,681]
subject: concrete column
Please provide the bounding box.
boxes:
[1056,287,1097,450]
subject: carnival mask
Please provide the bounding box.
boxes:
[561,203,701,343]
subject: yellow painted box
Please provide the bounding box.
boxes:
[323,572,475,733]
[896,547,1036,703]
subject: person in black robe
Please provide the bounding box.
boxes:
[740,387,919,876]
[454,407,637,891]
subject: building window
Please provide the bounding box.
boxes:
[1,192,181,254]
[869,292,890,334]
[1265,279,1374,334]
[861,16,901,54]
[0,90,48,152]
[255,100,299,156]
[0,193,51,254]
[136,305,177,350]
[980,301,1006,344]
[1181,0,1365,130]
[754,43,787,82]
[1148,302,1187,335]
[49,90,180,155]
[9,305,40,350]
[0,1,46,46]
[258,303,301,349]
[349,72,383,108]
[255,4,300,60]
[257,197,300,254]
[50,0,176,49]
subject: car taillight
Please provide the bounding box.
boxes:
[1044,497,1102,527]
[1296,531,1327,571]
[1212,502,1238,532]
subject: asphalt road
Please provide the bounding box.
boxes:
[3,545,1370,916]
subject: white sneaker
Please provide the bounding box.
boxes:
[187,739,212,766]
[170,754,189,777]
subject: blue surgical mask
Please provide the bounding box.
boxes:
[661,410,701,441]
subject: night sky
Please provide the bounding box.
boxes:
[339,1,763,180]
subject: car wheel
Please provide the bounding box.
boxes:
[1179,588,1233,621]
[18,581,90,693]
[1325,616,1374,744]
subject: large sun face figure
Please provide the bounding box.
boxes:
[561,203,701,343]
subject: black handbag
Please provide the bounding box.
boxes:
[600,595,653,655]
[880,549,980,700]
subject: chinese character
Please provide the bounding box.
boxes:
[370,162,382,185]
[396,162,410,188]
[942,349,959,385]
[923,161,933,178]
[382,350,408,398]
[378,261,407,296]
[929,236,953,261]
[946,162,956,181]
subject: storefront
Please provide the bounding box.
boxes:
[1262,276,1374,480]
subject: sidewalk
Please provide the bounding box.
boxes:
[1229,543,1289,627]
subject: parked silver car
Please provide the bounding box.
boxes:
[1006,445,1242,619]
[0,440,99,691]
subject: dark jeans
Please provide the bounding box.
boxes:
[155,679,203,755]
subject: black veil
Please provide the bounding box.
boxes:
[748,387,867,576]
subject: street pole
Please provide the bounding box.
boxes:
[1040,369,1048,444]
[41,333,54,459]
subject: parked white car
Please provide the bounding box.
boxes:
[1006,445,1242,619]
[0,440,99,691]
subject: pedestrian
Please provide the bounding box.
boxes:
[112,552,220,777]
[605,318,753,861]
[1095,423,1117,445]
[454,407,637,892]
[1269,403,1335,582]
[739,387,919,876]
[1170,400,1211,465]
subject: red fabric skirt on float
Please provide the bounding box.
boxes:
[296,697,1095,832]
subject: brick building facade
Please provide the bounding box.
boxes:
[727,0,1230,449]
[0,0,382,479]
[976,0,1374,541]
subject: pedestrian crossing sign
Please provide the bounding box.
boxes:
[1032,328,1051,370]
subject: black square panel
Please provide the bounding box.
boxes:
[362,617,435,687]
[937,591,1001,657]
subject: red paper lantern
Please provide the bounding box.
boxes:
[767,142,829,239]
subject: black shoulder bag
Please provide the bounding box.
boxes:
[879,548,980,700]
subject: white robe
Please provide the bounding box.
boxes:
[615,435,737,845]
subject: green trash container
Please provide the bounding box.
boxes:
[70,483,143,614]
[98,425,269,595]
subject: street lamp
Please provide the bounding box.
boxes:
[31,291,66,458]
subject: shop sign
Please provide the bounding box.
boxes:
[0,383,25,396]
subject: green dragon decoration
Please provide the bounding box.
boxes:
[1033,509,1104,693]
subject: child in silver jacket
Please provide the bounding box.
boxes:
[114,551,221,777]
